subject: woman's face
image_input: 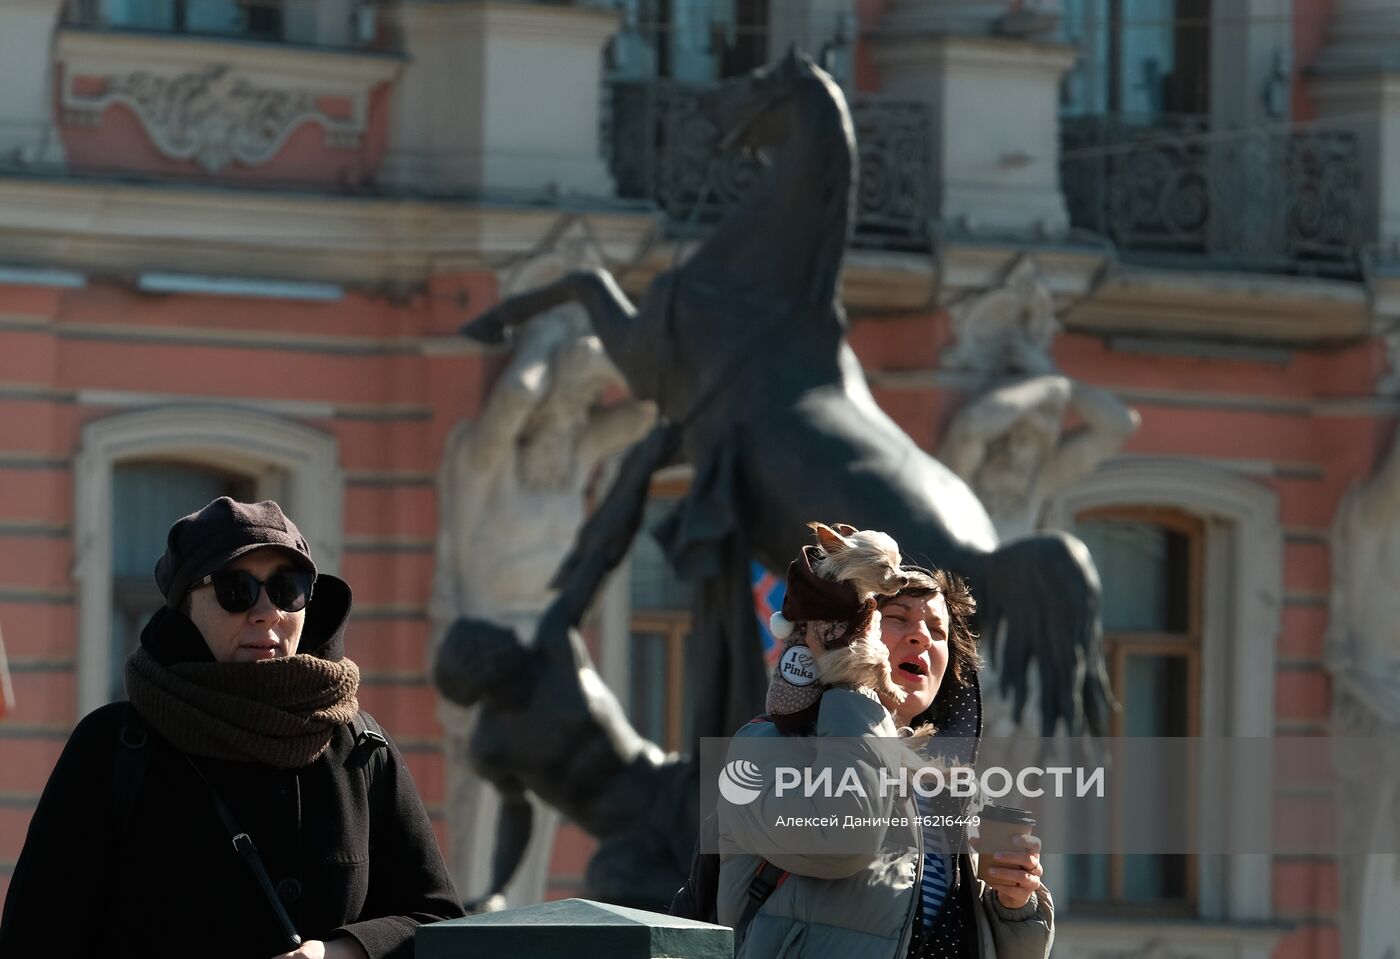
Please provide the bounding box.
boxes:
[187,547,306,663]
[878,591,951,726]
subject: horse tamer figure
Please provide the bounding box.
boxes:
[439,49,1112,911]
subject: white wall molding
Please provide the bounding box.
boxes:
[1043,456,1282,921]
[382,0,616,197]
[1055,922,1286,959]
[73,405,342,716]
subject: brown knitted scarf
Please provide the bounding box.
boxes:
[125,646,361,769]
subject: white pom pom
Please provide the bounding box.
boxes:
[769,611,795,640]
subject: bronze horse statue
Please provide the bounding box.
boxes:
[441,49,1110,910]
[467,50,1109,741]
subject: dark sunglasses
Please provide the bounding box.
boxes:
[191,568,315,614]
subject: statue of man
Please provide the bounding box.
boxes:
[1328,431,1400,959]
[939,374,1140,541]
[430,302,655,909]
[1331,432,1400,720]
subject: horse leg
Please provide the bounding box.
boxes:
[462,268,638,351]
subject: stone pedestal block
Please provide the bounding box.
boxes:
[871,33,1074,238]
[416,898,733,959]
[382,0,616,198]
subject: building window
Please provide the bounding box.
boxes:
[109,462,255,701]
[1062,0,1210,118]
[77,0,282,39]
[1068,507,1201,914]
[627,493,695,752]
[617,0,770,83]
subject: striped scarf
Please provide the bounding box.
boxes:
[914,792,953,926]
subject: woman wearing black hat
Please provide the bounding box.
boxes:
[0,498,464,959]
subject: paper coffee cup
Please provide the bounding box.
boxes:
[973,803,1036,883]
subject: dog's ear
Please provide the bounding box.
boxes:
[809,521,852,553]
[833,523,859,537]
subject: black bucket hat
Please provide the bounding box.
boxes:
[154,497,317,609]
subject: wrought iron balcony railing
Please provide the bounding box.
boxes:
[606,80,932,251]
[1061,113,1362,277]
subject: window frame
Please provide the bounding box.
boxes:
[1071,505,1203,916]
[74,405,342,715]
[1041,455,1281,923]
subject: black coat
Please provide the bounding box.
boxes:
[0,576,463,959]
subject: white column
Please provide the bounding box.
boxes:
[871,33,1075,238]
[382,0,616,198]
[0,0,67,167]
[1312,0,1400,261]
[1316,0,1400,74]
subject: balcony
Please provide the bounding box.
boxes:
[606,80,933,251]
[1061,114,1363,278]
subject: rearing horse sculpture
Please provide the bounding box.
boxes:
[466,50,1110,742]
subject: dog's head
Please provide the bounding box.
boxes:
[808,522,908,599]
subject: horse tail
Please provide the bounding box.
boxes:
[972,532,1113,737]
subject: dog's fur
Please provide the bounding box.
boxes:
[806,522,909,710]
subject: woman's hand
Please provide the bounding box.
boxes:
[982,832,1044,910]
[272,938,370,959]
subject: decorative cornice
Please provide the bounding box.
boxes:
[1065,263,1371,345]
[870,32,1076,74]
[0,174,1382,339]
[0,175,659,285]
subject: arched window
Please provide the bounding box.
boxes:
[75,406,341,715]
[1042,456,1281,923]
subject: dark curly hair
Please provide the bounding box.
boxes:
[880,566,981,687]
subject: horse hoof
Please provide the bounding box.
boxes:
[461,308,511,345]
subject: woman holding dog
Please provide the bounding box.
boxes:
[716,555,1053,959]
[0,498,462,959]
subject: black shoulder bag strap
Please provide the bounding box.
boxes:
[734,859,787,953]
[182,755,303,952]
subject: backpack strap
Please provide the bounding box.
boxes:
[734,859,788,952]
[346,710,390,821]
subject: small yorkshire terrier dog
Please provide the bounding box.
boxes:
[765,522,910,733]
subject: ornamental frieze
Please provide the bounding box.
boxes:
[61,64,367,173]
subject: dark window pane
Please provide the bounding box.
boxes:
[109,463,254,701]
[1124,854,1189,901]
[1061,0,1210,118]
[1074,519,1190,633]
[629,630,669,745]
[1125,653,1190,737]
[630,498,693,611]
[1068,853,1110,902]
